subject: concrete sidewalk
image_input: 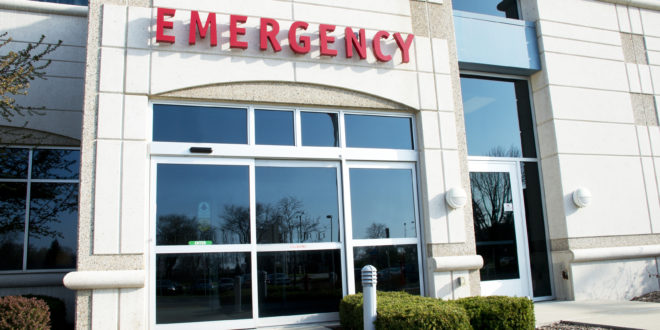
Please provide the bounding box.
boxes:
[535,300,660,329]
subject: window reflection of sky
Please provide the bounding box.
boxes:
[301,112,338,147]
[153,105,247,144]
[345,115,413,150]
[349,169,416,239]
[255,110,294,146]
[461,77,523,157]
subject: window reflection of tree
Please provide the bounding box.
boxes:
[157,196,325,245]
[0,148,78,270]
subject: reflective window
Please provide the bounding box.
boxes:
[470,171,519,281]
[353,245,420,294]
[0,147,79,271]
[32,149,80,180]
[0,148,29,179]
[256,166,339,244]
[0,182,27,270]
[33,0,88,6]
[345,115,413,150]
[27,183,78,269]
[156,253,252,324]
[153,104,247,144]
[461,76,536,158]
[255,110,294,146]
[301,112,338,147]
[257,250,342,317]
[452,0,519,19]
[156,164,250,245]
[349,168,416,239]
[522,162,552,297]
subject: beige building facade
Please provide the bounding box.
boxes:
[0,0,659,328]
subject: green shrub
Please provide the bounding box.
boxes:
[454,296,535,330]
[22,295,67,330]
[0,296,50,330]
[340,291,471,330]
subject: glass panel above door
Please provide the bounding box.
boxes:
[156,164,250,245]
[153,104,247,144]
[255,110,294,146]
[345,115,414,150]
[461,76,536,158]
[301,112,339,147]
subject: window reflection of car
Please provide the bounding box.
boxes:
[377,267,402,281]
[156,280,182,295]
[267,273,290,285]
[218,277,235,291]
[192,280,217,293]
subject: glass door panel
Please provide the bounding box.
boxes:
[469,161,531,297]
[346,164,422,295]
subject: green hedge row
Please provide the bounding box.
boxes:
[339,291,534,330]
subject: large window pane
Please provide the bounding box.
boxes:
[255,110,294,146]
[522,162,552,297]
[345,115,413,150]
[461,76,536,158]
[31,149,80,180]
[349,168,416,239]
[153,105,247,144]
[452,0,519,19]
[256,166,339,244]
[471,171,520,281]
[257,250,342,317]
[27,183,78,269]
[353,245,419,294]
[156,164,250,245]
[0,148,29,179]
[301,112,338,147]
[0,182,27,270]
[156,253,252,324]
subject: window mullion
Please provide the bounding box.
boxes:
[22,149,33,271]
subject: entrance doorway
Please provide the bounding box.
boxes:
[469,161,532,297]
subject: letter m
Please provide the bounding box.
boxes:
[189,11,217,46]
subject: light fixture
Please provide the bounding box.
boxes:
[446,187,467,209]
[572,187,592,208]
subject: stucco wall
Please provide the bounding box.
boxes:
[524,0,660,300]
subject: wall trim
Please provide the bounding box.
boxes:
[570,245,660,263]
[63,270,144,290]
[0,0,87,17]
[430,255,484,272]
[597,0,660,10]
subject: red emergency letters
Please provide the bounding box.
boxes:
[155,8,415,63]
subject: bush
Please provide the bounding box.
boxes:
[454,296,535,330]
[340,291,471,330]
[0,296,50,330]
[22,295,67,330]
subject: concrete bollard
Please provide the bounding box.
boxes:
[361,265,377,330]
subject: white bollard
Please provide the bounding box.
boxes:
[361,265,377,330]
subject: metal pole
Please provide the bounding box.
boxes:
[361,265,377,330]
